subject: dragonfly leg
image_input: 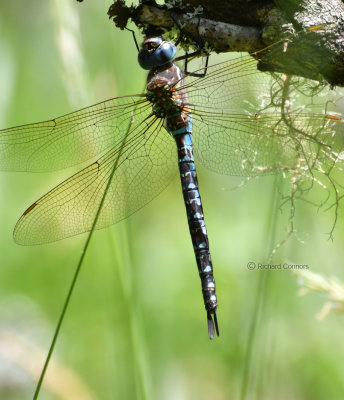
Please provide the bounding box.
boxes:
[185,53,209,77]
[126,27,139,51]
[173,16,209,77]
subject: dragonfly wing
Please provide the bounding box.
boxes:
[184,48,343,176]
[14,117,177,245]
[191,111,344,176]
[0,95,148,172]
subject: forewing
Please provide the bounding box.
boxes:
[14,116,177,245]
[0,95,148,172]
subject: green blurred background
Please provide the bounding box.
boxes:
[1,1,344,399]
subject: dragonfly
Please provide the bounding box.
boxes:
[0,25,343,339]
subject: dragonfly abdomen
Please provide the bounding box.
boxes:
[144,44,219,337]
[173,132,219,339]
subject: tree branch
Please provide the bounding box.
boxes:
[135,5,264,53]
[108,0,344,86]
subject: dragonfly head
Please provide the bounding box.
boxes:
[138,37,177,70]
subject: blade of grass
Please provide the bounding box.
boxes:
[32,110,136,400]
[109,220,151,400]
[106,87,152,399]
[240,174,282,400]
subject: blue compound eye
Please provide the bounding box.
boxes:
[138,37,177,70]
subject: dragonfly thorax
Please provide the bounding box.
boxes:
[147,83,183,119]
[146,63,186,119]
[149,91,181,118]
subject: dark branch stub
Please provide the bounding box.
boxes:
[108,0,136,31]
